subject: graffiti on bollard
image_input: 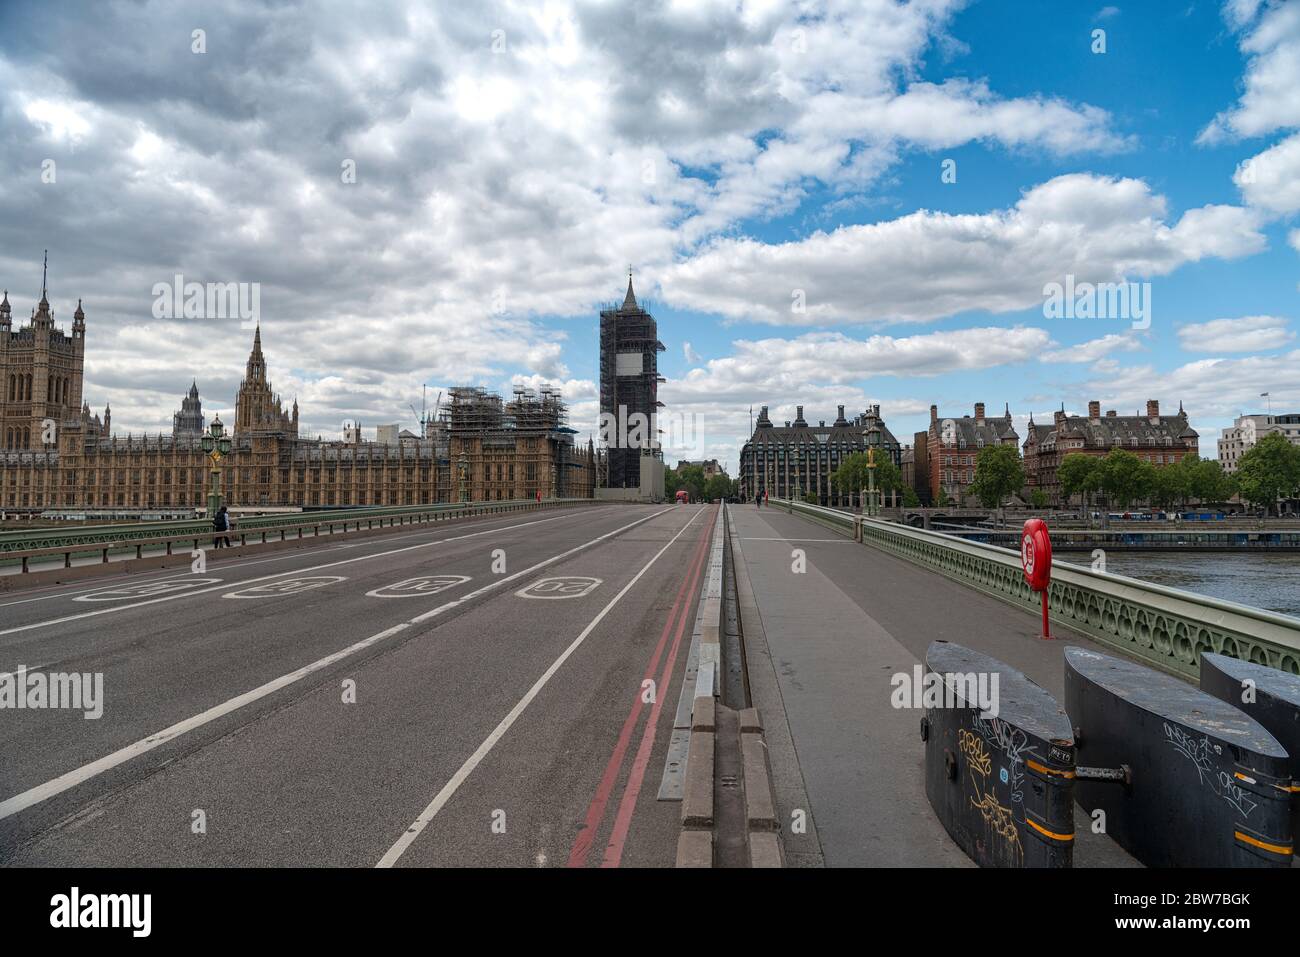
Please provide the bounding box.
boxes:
[1200,652,1300,844]
[921,640,1075,867]
[1065,646,1293,868]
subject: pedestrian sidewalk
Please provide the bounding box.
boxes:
[729,503,1137,868]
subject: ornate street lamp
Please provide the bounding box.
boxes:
[865,420,882,517]
[457,450,469,503]
[200,415,232,517]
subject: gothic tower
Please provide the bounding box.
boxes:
[0,254,86,450]
[234,324,297,437]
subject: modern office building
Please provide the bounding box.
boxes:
[1218,413,1300,474]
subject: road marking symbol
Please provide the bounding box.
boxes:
[223,577,346,599]
[73,579,222,602]
[367,576,470,599]
[514,576,602,600]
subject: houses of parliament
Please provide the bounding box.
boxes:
[0,273,596,513]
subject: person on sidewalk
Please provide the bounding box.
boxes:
[213,505,230,548]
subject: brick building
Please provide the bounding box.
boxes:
[926,402,1019,505]
[1022,399,1198,504]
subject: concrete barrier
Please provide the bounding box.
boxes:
[1066,646,1293,867]
[1200,652,1300,843]
[922,641,1075,867]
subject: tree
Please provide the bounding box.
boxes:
[1029,488,1049,509]
[970,444,1025,508]
[1237,434,1300,515]
[665,463,707,502]
[1095,448,1153,508]
[831,453,869,503]
[1150,461,1189,509]
[935,487,952,507]
[703,473,736,502]
[834,452,901,506]
[1185,456,1236,505]
[902,486,920,507]
[1058,453,1099,506]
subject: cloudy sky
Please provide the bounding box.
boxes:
[1,0,1297,471]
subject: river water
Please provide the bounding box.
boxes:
[1079,552,1300,621]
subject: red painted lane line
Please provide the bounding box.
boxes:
[602,504,718,867]
[566,508,713,868]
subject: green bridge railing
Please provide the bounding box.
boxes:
[0,499,595,557]
[774,498,1300,680]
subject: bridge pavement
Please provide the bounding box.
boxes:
[729,502,1139,868]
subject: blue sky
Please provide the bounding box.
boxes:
[1,0,1297,471]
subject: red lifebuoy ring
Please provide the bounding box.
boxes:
[1021,518,1052,592]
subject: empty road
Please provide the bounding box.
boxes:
[0,503,715,867]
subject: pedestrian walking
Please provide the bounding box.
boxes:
[213,505,230,548]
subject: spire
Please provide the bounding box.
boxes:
[190,380,199,398]
[40,250,48,303]
[0,289,9,324]
[622,268,637,310]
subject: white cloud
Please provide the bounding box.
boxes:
[683,341,703,365]
[1235,132,1300,215]
[1081,351,1300,426]
[1041,333,1144,363]
[1176,315,1294,352]
[661,174,1264,325]
[1200,0,1300,142]
[0,0,1136,437]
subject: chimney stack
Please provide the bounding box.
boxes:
[1088,400,1100,421]
[974,402,985,424]
[1106,409,1116,417]
[930,404,938,424]
[1147,399,1160,422]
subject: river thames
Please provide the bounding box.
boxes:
[1078,552,1300,620]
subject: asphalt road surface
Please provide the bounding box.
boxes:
[0,503,716,867]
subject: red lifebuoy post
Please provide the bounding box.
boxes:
[1021,519,1053,639]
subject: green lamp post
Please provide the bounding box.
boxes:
[865,420,882,518]
[200,415,232,517]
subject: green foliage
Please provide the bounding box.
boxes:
[1237,434,1300,514]
[665,463,707,503]
[703,473,737,502]
[1029,488,1049,509]
[902,486,920,507]
[970,444,1025,508]
[1058,453,1099,503]
[1095,448,1153,508]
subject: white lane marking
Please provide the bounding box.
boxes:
[514,576,602,600]
[223,577,347,599]
[0,509,628,639]
[0,508,594,610]
[72,579,222,602]
[366,576,470,599]
[0,506,677,822]
[376,507,706,868]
